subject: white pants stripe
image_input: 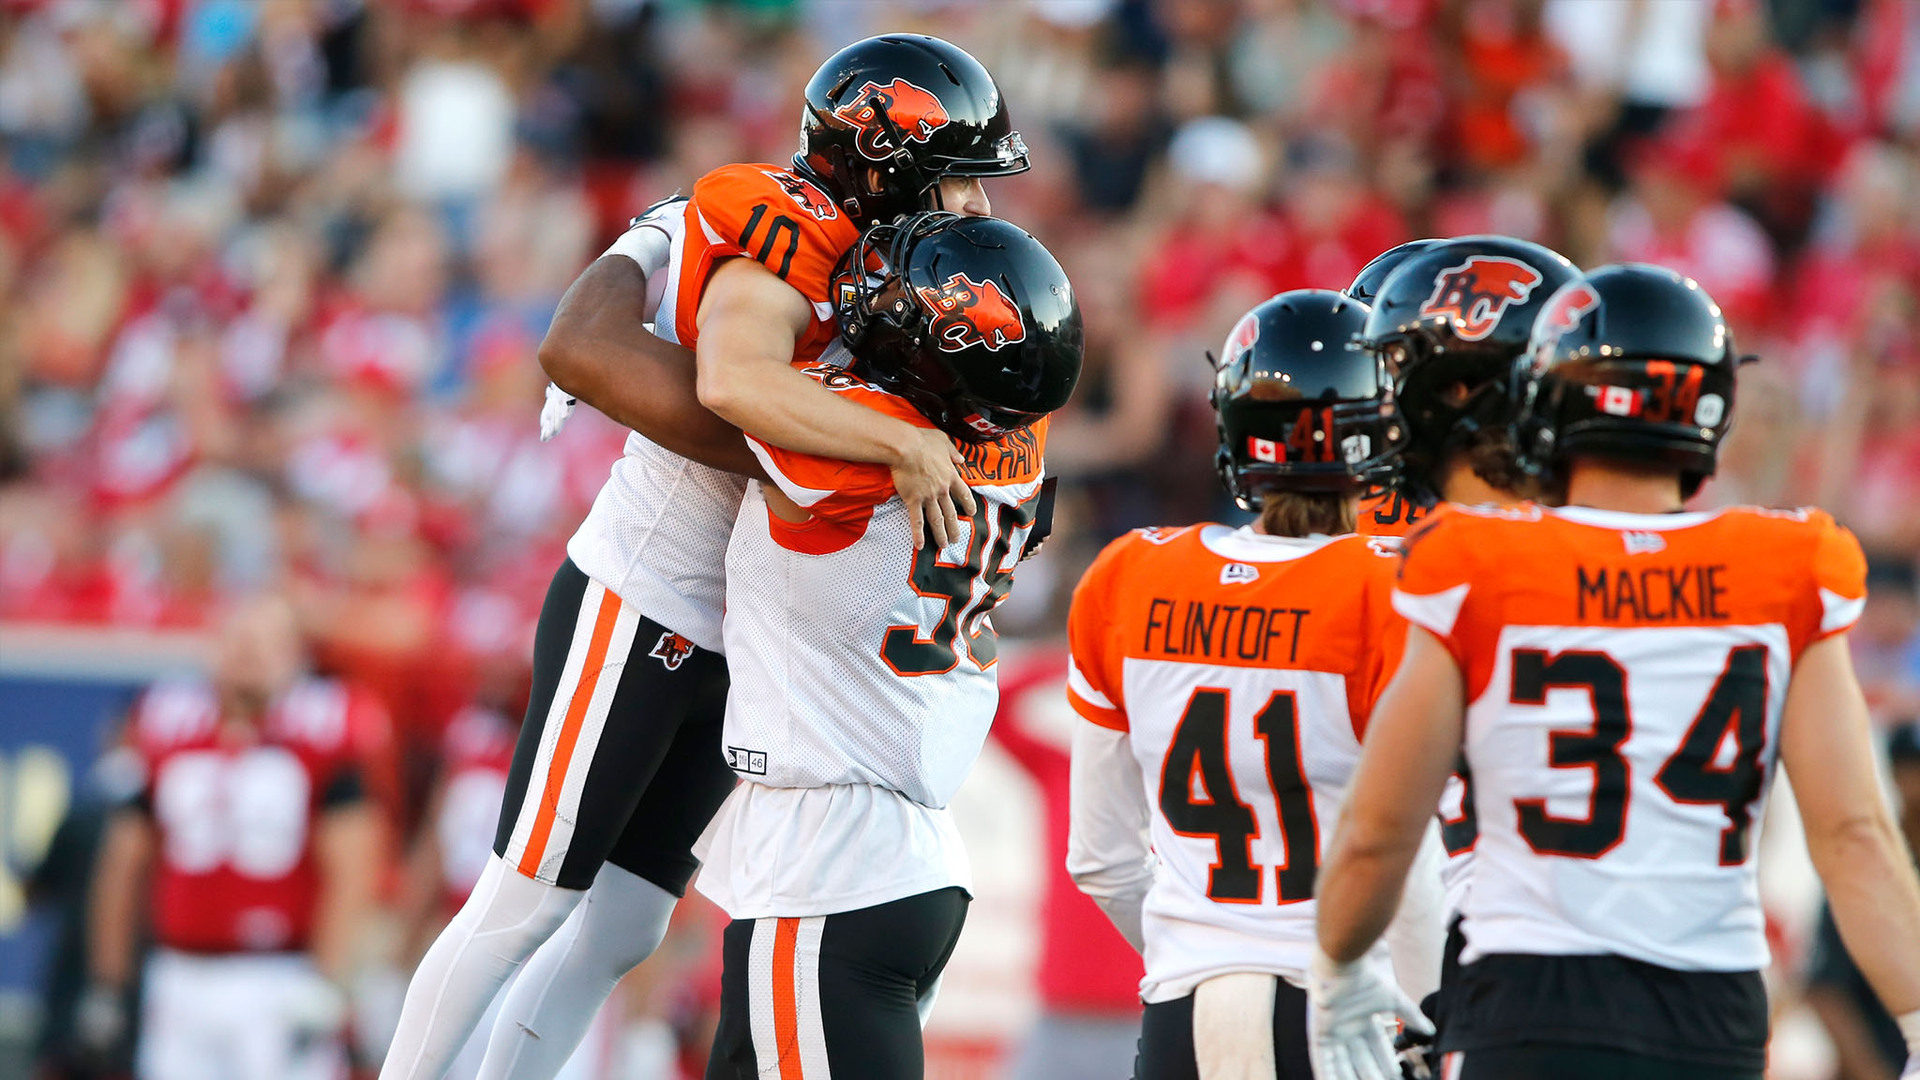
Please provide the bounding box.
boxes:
[746,917,830,1078]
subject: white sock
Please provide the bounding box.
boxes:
[473,863,677,1080]
[378,855,583,1080]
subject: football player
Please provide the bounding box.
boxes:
[1311,265,1920,1080]
[1344,238,1438,540]
[1345,235,1579,1051]
[693,212,1080,1079]
[1063,290,1444,1080]
[380,35,1032,1080]
[86,596,384,1080]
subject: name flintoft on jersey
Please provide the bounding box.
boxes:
[1142,598,1313,665]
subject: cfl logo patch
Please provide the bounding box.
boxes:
[726,746,769,776]
[649,631,697,671]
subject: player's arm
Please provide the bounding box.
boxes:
[1782,635,1920,1026]
[537,255,765,479]
[694,255,975,549]
[1316,626,1464,964]
[1066,717,1153,953]
[86,808,155,992]
[309,775,382,983]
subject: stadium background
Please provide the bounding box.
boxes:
[0,0,1916,1077]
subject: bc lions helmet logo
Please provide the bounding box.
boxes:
[1419,256,1546,341]
[648,631,697,671]
[1527,280,1601,372]
[833,79,952,161]
[1221,310,1259,369]
[764,170,839,221]
[917,272,1026,352]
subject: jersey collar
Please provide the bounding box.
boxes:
[1549,505,1726,531]
[1198,524,1344,563]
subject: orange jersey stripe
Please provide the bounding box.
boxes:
[772,917,804,1080]
[517,590,624,877]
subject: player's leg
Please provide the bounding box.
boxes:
[706,887,970,1080]
[1133,973,1309,1080]
[1444,1045,1762,1080]
[474,647,732,1079]
[382,561,636,1079]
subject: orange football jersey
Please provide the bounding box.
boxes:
[1392,502,1866,972]
[663,163,860,360]
[1065,524,1405,1000]
[1354,489,1430,540]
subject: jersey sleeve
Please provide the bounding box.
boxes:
[743,366,929,554]
[1065,534,1133,731]
[1797,509,1868,653]
[1391,509,1478,650]
[688,164,859,300]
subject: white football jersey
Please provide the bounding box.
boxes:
[694,366,1047,919]
[565,163,860,652]
[1394,503,1868,972]
[1065,525,1406,1002]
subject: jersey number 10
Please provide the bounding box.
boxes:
[1160,688,1320,904]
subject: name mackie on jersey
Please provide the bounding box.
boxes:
[1143,597,1310,664]
[1576,563,1730,622]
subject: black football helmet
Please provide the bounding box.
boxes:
[1212,289,1396,510]
[797,35,1030,227]
[1357,235,1578,504]
[1344,239,1442,306]
[1511,264,1741,499]
[837,212,1082,443]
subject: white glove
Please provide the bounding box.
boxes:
[283,967,349,1040]
[75,983,127,1053]
[1902,1053,1917,1080]
[540,382,578,441]
[1900,1007,1920,1078]
[1310,948,1434,1080]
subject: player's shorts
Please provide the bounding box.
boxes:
[1132,977,1312,1080]
[139,948,344,1080]
[1419,913,1469,1034]
[493,558,734,892]
[705,887,970,1080]
[1437,1045,1761,1080]
[1437,952,1766,1076]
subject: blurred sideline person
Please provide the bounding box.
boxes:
[988,651,1145,1080]
[380,35,1030,1080]
[85,595,384,1080]
[1347,235,1578,1044]
[1313,265,1920,1080]
[692,212,1081,1078]
[1064,290,1444,1079]
[1806,721,1920,1080]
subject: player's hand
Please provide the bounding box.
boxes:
[283,967,350,1039]
[893,427,975,550]
[1309,949,1434,1080]
[75,983,127,1055]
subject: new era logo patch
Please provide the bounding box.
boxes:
[1623,531,1667,555]
[1220,563,1260,585]
[726,746,768,776]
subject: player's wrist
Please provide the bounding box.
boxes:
[1310,944,1361,984]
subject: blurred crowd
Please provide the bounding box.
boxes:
[3,0,1919,1077]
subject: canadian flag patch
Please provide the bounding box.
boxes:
[1249,437,1280,463]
